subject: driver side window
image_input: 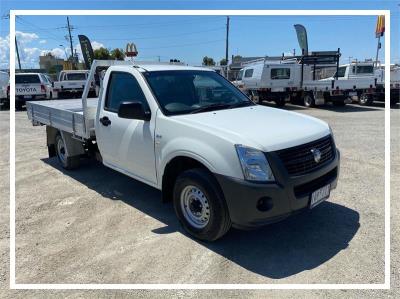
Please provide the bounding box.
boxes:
[105,72,147,112]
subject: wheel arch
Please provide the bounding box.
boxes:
[161,154,215,203]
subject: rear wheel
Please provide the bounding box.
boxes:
[359,93,373,106]
[55,134,80,170]
[303,94,315,107]
[15,102,23,110]
[173,168,231,241]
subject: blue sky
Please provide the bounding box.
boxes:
[0,0,399,69]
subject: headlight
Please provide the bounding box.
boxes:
[235,145,275,182]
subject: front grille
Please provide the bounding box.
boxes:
[276,135,335,176]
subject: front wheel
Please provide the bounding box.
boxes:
[173,168,231,241]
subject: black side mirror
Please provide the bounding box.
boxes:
[51,82,54,88]
[118,101,151,121]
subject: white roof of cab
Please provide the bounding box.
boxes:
[134,64,215,72]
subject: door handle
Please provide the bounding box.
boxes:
[99,116,111,126]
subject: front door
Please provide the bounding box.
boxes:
[96,71,157,185]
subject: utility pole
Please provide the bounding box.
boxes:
[66,16,75,69]
[15,36,21,70]
[225,16,230,78]
[375,35,381,66]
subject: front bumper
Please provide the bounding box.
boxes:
[215,149,340,229]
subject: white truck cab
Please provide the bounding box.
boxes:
[53,70,93,99]
[15,73,52,110]
[27,60,340,241]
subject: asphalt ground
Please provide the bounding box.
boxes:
[0,102,399,298]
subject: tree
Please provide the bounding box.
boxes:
[220,58,227,66]
[232,55,242,62]
[94,47,111,60]
[110,48,125,60]
[202,56,216,66]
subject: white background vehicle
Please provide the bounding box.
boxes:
[0,71,9,110]
[15,73,52,110]
[27,60,340,241]
[320,61,384,105]
[233,59,310,107]
[53,70,94,99]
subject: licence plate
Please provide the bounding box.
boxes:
[310,184,330,209]
[24,95,32,99]
[349,91,357,96]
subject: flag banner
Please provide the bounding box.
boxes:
[78,35,95,69]
[294,24,309,55]
[375,15,385,38]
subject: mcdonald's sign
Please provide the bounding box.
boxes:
[126,43,138,57]
[375,15,385,38]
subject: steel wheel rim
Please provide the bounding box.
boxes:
[180,185,210,229]
[57,137,66,164]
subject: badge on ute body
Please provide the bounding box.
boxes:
[310,148,321,163]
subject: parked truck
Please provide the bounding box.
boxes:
[15,72,53,110]
[53,70,95,99]
[27,60,340,241]
[234,52,380,108]
[320,60,385,105]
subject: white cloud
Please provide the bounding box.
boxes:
[39,39,47,44]
[41,48,66,59]
[16,31,39,45]
[0,35,10,69]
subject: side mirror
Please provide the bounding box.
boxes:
[118,101,151,121]
[51,82,54,88]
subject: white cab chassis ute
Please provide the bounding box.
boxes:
[53,70,95,99]
[27,60,340,241]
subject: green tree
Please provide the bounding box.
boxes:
[220,58,227,66]
[94,47,111,60]
[202,56,216,66]
[232,55,242,62]
[110,48,125,60]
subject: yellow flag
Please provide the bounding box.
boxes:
[375,15,385,38]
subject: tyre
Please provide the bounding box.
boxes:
[173,168,231,241]
[55,134,80,170]
[49,92,53,100]
[303,94,315,107]
[359,93,373,106]
[275,98,286,107]
[15,102,23,110]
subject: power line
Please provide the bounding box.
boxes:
[140,39,225,50]
[84,27,225,41]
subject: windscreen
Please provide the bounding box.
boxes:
[66,73,87,81]
[144,70,252,115]
[16,74,40,84]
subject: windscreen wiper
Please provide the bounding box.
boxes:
[190,103,233,114]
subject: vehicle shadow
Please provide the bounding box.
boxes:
[42,157,360,279]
